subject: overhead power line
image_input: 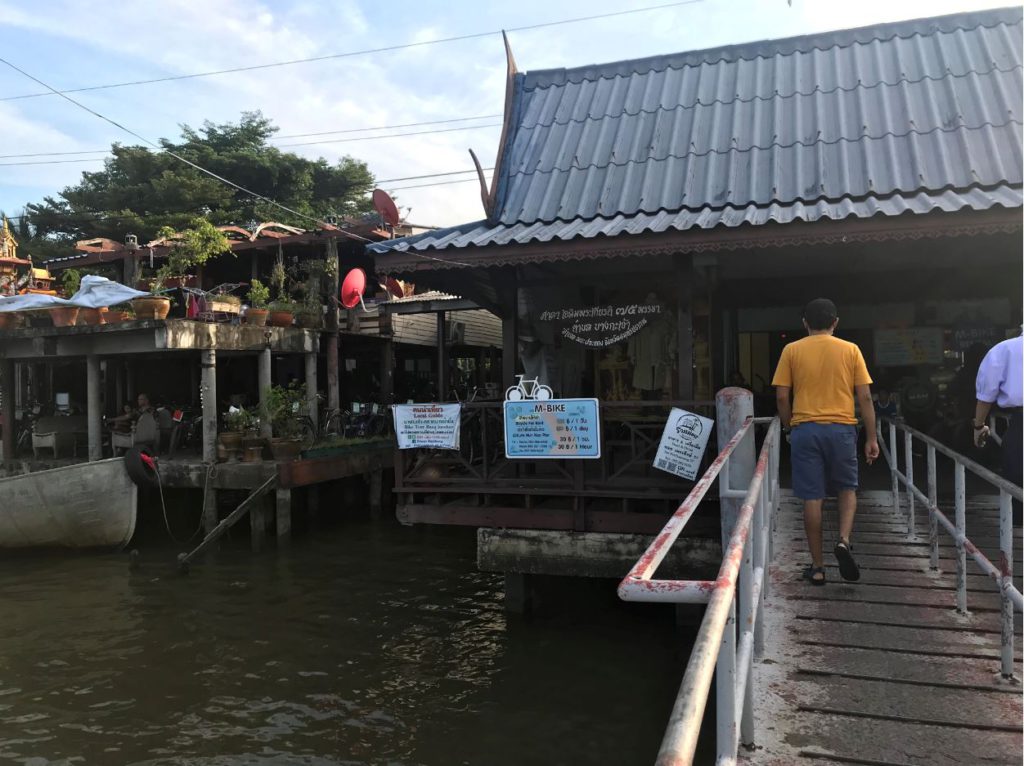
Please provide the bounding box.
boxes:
[0,56,373,243]
[275,123,501,148]
[0,116,504,160]
[0,1,703,102]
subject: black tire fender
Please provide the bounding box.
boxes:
[125,447,159,488]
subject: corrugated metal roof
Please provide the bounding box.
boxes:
[371,7,1023,256]
[370,186,1023,254]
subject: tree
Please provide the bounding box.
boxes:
[19,111,374,260]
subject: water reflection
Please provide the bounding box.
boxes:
[0,522,683,765]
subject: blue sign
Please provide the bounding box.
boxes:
[503,398,601,459]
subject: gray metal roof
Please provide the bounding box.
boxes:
[372,7,1023,256]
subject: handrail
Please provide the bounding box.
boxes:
[619,416,781,766]
[878,416,1021,680]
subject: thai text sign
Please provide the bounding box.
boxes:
[537,302,664,347]
[392,403,461,450]
[653,408,715,480]
[874,328,944,366]
[503,398,601,459]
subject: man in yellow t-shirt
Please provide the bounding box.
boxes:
[772,299,879,586]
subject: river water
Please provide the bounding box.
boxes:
[0,521,692,765]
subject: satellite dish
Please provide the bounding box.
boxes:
[340,268,368,311]
[372,188,401,227]
[384,276,404,300]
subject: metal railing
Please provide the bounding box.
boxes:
[878,417,1022,679]
[618,415,781,766]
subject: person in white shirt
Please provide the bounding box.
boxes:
[973,334,1023,491]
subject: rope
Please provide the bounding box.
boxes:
[153,460,213,544]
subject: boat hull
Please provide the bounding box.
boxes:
[0,458,137,549]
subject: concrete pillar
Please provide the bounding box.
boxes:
[203,484,218,537]
[250,496,266,552]
[504,572,533,615]
[325,238,340,415]
[86,355,102,461]
[716,387,756,546]
[0,358,14,461]
[201,350,217,463]
[258,348,272,438]
[304,352,318,422]
[276,487,292,543]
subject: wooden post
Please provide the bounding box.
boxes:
[201,350,217,464]
[276,487,292,543]
[675,254,695,400]
[1,358,14,461]
[258,348,272,438]
[325,238,340,414]
[86,354,102,461]
[305,351,318,422]
[126,361,136,403]
[501,280,518,390]
[380,310,394,404]
[123,254,140,290]
[436,311,448,400]
[114,360,124,413]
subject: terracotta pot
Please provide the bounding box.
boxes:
[269,437,303,461]
[77,307,108,326]
[49,307,80,327]
[0,313,13,330]
[106,311,131,323]
[218,431,244,450]
[242,445,264,463]
[132,296,171,320]
[245,308,269,327]
[267,310,293,328]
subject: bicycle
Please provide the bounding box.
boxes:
[505,374,553,401]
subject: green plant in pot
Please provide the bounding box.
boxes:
[295,292,323,329]
[266,259,296,327]
[135,218,231,320]
[245,279,271,326]
[218,405,254,458]
[262,382,306,460]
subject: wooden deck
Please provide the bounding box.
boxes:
[747,490,1023,766]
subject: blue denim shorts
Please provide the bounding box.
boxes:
[790,422,858,500]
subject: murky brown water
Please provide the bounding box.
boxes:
[0,521,689,765]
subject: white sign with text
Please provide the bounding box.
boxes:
[653,408,715,481]
[392,403,461,450]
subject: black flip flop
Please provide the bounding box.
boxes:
[834,541,861,582]
[802,565,826,586]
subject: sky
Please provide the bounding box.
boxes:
[0,0,1014,232]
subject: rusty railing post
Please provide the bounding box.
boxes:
[888,421,899,518]
[716,387,755,544]
[716,595,738,760]
[903,429,915,534]
[999,489,1015,679]
[927,445,938,570]
[954,462,968,614]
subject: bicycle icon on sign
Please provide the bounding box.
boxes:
[505,375,554,402]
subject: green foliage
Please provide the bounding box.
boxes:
[17,112,375,260]
[262,382,306,438]
[247,278,270,309]
[60,269,82,297]
[269,258,288,300]
[152,217,231,292]
[223,406,256,433]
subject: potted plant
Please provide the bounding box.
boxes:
[50,269,81,327]
[207,292,242,317]
[265,259,296,327]
[218,406,254,460]
[262,382,306,461]
[295,292,323,329]
[245,279,270,326]
[133,218,230,320]
[107,304,134,323]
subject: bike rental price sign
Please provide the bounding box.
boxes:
[503,385,601,459]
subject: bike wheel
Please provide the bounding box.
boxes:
[298,417,317,448]
[505,386,523,401]
[536,385,553,401]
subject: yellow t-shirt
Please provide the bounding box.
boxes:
[771,335,872,426]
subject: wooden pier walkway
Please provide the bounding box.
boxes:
[748,490,1023,765]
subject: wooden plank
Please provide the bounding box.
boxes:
[788,619,1015,660]
[793,601,1014,634]
[277,446,392,488]
[795,644,1020,690]
[178,475,277,569]
[776,580,1004,611]
[792,713,1023,766]
[794,674,1023,729]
